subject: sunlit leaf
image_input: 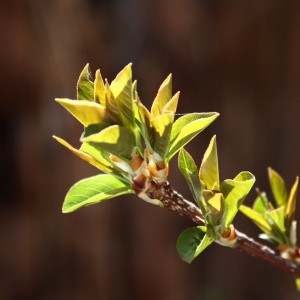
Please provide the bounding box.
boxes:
[199,135,219,190]
[206,193,224,225]
[178,149,202,205]
[285,176,299,229]
[82,125,136,161]
[265,206,286,233]
[62,174,133,213]
[77,63,94,101]
[253,192,269,214]
[239,205,272,233]
[163,91,179,116]
[94,69,106,106]
[105,80,120,123]
[110,64,134,129]
[268,167,288,207]
[290,220,297,246]
[53,136,115,173]
[151,74,172,117]
[55,98,112,127]
[167,112,219,162]
[220,172,255,227]
[176,227,214,263]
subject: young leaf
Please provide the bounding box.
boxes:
[55,98,112,127]
[199,135,219,190]
[167,112,219,162]
[82,125,136,161]
[53,136,115,173]
[62,174,134,213]
[163,91,179,116]
[253,192,269,214]
[151,74,172,117]
[265,206,286,233]
[206,193,224,225]
[176,227,214,263]
[94,69,106,106]
[110,64,134,130]
[268,167,288,207]
[221,172,255,227]
[285,176,299,229]
[178,149,202,205]
[239,205,272,234]
[77,64,94,101]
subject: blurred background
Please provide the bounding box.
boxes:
[1,0,300,299]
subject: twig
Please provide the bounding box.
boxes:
[145,181,300,277]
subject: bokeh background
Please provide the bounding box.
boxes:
[1,0,300,299]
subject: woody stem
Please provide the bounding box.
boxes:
[145,181,300,278]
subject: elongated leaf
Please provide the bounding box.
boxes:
[253,192,269,214]
[82,125,136,161]
[268,167,288,207]
[178,149,202,205]
[105,80,120,123]
[56,98,112,127]
[53,136,115,173]
[199,135,219,190]
[220,172,255,227]
[163,91,179,115]
[239,205,272,233]
[110,64,134,129]
[265,206,286,233]
[176,227,214,263]
[77,64,94,101]
[151,74,172,117]
[94,69,106,106]
[206,193,224,225]
[62,174,133,213]
[167,112,219,162]
[285,176,299,229]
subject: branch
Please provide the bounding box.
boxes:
[145,181,300,277]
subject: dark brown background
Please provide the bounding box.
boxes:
[1,0,300,299]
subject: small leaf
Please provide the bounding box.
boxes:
[167,112,219,162]
[105,80,121,123]
[62,174,133,213]
[176,227,214,263]
[199,135,219,190]
[53,136,115,173]
[110,64,134,130]
[265,206,286,233]
[253,192,269,214]
[285,176,299,230]
[295,278,300,292]
[220,172,255,227]
[77,64,94,101]
[240,205,272,234]
[163,91,180,116]
[290,220,297,246]
[55,98,112,127]
[206,193,224,225]
[151,74,172,117]
[94,69,106,106]
[82,125,136,161]
[178,149,202,205]
[268,167,288,207]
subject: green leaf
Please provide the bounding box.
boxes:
[152,113,173,158]
[285,176,299,229]
[253,192,269,214]
[163,91,179,115]
[206,193,224,226]
[295,278,300,292]
[199,135,219,190]
[178,149,202,205]
[82,125,136,161]
[220,172,255,227]
[239,205,272,234]
[105,80,121,123]
[94,69,106,106]
[77,64,94,101]
[110,64,134,130]
[151,74,172,117]
[53,136,115,173]
[55,98,112,127]
[290,220,297,246]
[268,167,288,207]
[176,227,214,263]
[265,206,286,233]
[62,174,134,213]
[167,112,219,162]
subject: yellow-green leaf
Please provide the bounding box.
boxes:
[163,91,179,116]
[265,206,286,233]
[94,69,106,106]
[268,167,288,207]
[199,135,220,190]
[285,176,299,229]
[77,63,94,101]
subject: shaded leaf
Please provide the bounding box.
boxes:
[268,167,288,207]
[55,98,111,127]
[199,135,219,190]
[167,112,219,162]
[94,69,106,106]
[53,136,114,173]
[62,174,133,213]
[176,227,214,263]
[178,149,202,205]
[220,172,255,227]
[77,64,94,101]
[82,125,136,161]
